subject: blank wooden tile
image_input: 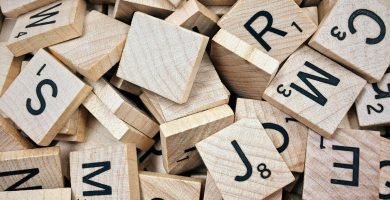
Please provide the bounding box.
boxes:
[303,129,381,199]
[160,104,234,174]
[139,171,202,200]
[70,144,139,200]
[110,75,142,96]
[139,140,167,173]
[309,0,390,82]
[117,12,208,104]
[113,0,175,23]
[0,0,58,18]
[0,49,92,146]
[235,98,308,172]
[210,29,279,100]
[0,42,22,95]
[82,93,154,151]
[165,0,219,36]
[355,68,390,127]
[0,188,71,200]
[199,0,236,5]
[0,147,63,191]
[140,53,230,123]
[380,137,390,200]
[0,18,16,42]
[217,0,317,62]
[196,119,294,200]
[204,172,223,200]
[302,6,318,25]
[0,115,32,152]
[206,5,231,17]
[49,11,129,82]
[263,46,366,138]
[88,78,159,138]
[7,0,86,56]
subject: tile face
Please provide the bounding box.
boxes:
[0,147,63,191]
[210,29,279,100]
[303,129,381,200]
[0,115,33,152]
[0,188,71,200]
[218,0,317,62]
[117,12,208,104]
[70,144,139,200]
[196,119,294,200]
[49,11,130,82]
[380,137,390,200]
[0,49,91,146]
[0,0,58,18]
[356,68,390,127]
[263,46,366,138]
[309,0,390,82]
[160,105,234,174]
[139,171,202,200]
[7,0,86,56]
[235,99,308,172]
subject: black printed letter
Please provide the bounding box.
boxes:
[25,3,62,28]
[330,145,359,186]
[0,168,42,191]
[82,161,112,196]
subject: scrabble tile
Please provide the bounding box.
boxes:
[355,68,390,127]
[54,108,87,142]
[113,0,175,23]
[0,115,32,152]
[198,0,236,6]
[49,11,130,81]
[303,129,381,199]
[139,140,167,173]
[380,137,390,199]
[160,104,234,174]
[0,49,92,146]
[302,7,318,25]
[139,171,202,200]
[82,93,154,151]
[140,53,230,123]
[204,172,223,200]
[0,147,63,191]
[165,0,219,36]
[0,188,71,200]
[309,0,390,82]
[235,98,308,172]
[7,0,86,56]
[0,0,58,18]
[210,29,279,99]
[88,79,159,138]
[206,5,231,17]
[117,12,208,104]
[263,46,366,138]
[217,0,317,62]
[0,18,16,42]
[0,42,22,95]
[196,119,294,200]
[110,75,142,96]
[70,144,140,200]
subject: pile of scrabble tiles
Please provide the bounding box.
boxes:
[0,0,388,199]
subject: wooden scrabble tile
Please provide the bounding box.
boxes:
[0,49,92,146]
[0,147,63,191]
[110,75,142,96]
[0,42,22,95]
[380,137,390,200]
[302,7,318,25]
[139,140,167,173]
[88,79,159,138]
[49,11,129,81]
[217,0,317,62]
[303,129,381,199]
[82,93,154,151]
[140,53,230,123]
[70,144,139,200]
[355,68,390,127]
[160,104,234,174]
[165,0,219,36]
[196,119,295,200]
[263,46,366,138]
[204,172,223,200]
[117,12,208,104]
[0,18,16,42]
[309,0,390,82]
[206,5,231,17]
[0,115,32,152]
[7,0,86,56]
[198,0,236,6]
[0,0,58,18]
[210,29,279,99]
[235,98,308,172]
[113,0,175,23]
[139,171,202,200]
[0,188,71,200]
